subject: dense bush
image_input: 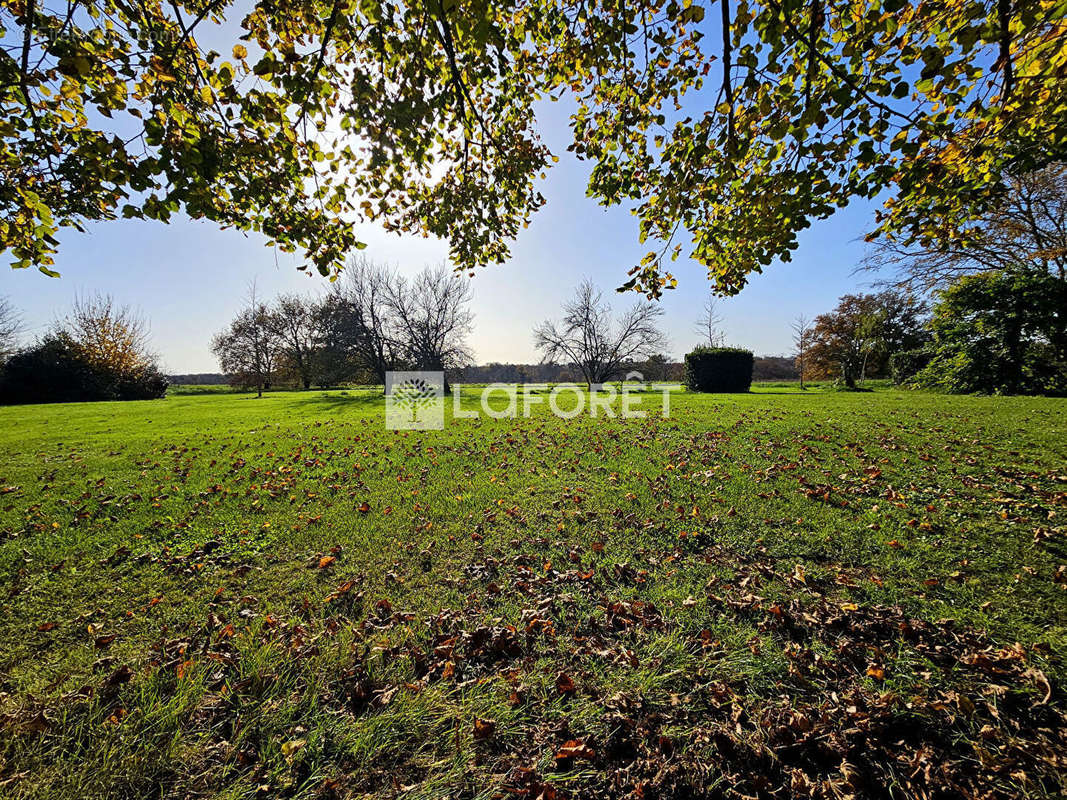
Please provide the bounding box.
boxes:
[913,269,1066,395]
[889,349,934,385]
[114,368,169,400]
[684,347,753,392]
[0,333,168,405]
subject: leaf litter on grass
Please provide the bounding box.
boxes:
[1,390,1065,799]
[5,533,1064,799]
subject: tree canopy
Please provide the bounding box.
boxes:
[3,0,1066,293]
[807,290,927,385]
[914,267,1066,394]
[865,163,1067,292]
[0,293,167,403]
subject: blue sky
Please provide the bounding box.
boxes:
[0,101,885,373]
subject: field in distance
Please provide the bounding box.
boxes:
[0,388,1064,799]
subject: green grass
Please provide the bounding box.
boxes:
[1,387,1064,799]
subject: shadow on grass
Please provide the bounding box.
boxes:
[746,391,833,396]
[285,391,386,414]
[231,389,499,417]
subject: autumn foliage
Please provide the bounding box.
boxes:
[3,0,1065,295]
[0,294,166,404]
[806,292,928,387]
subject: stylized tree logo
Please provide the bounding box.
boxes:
[394,377,437,423]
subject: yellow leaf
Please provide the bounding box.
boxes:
[280,738,306,757]
[233,44,248,60]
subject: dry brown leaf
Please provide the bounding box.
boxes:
[473,718,496,740]
[555,739,595,761]
[555,672,576,695]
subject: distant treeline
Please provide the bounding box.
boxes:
[751,356,800,381]
[170,356,799,387]
[454,357,798,383]
[168,373,231,385]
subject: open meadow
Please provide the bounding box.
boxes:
[1,387,1065,799]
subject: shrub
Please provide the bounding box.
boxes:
[913,348,1067,396]
[115,365,170,400]
[0,334,106,404]
[684,347,753,392]
[0,333,168,405]
[914,269,1067,395]
[889,349,933,385]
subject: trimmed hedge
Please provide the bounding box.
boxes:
[684,347,753,392]
[889,348,933,385]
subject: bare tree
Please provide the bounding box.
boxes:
[62,293,156,374]
[791,315,812,390]
[863,163,1067,292]
[695,293,727,347]
[0,296,22,362]
[386,264,474,386]
[212,282,279,397]
[534,280,667,388]
[270,293,319,389]
[319,255,404,386]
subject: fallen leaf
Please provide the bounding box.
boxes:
[103,664,134,688]
[1023,668,1052,704]
[555,739,595,761]
[473,718,496,740]
[555,672,576,695]
[281,738,306,757]
[23,711,50,733]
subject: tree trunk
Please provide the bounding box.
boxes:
[843,363,856,389]
[1005,297,1024,394]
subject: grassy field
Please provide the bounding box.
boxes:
[1,387,1065,799]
